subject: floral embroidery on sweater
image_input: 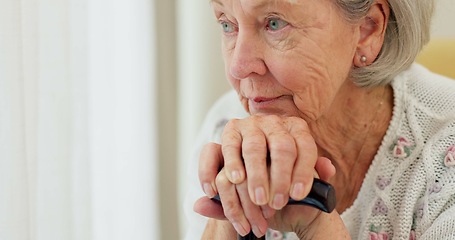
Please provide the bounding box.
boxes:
[369,225,389,240]
[372,198,388,215]
[415,201,425,219]
[444,145,455,167]
[390,137,415,158]
[429,180,442,194]
[376,176,391,190]
[266,229,289,240]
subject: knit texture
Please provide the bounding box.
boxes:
[183,64,455,240]
[342,64,455,240]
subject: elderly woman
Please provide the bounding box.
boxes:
[184,0,455,239]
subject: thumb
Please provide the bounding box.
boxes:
[314,157,336,182]
[193,197,227,220]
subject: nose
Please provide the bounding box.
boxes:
[229,32,267,80]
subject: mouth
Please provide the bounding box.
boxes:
[252,97,280,103]
[247,96,286,113]
[244,94,300,116]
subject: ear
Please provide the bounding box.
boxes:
[354,0,390,67]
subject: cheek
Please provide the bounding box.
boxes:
[274,44,333,88]
[267,46,340,120]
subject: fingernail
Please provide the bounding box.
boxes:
[231,170,240,183]
[291,183,304,199]
[255,187,267,205]
[203,183,215,198]
[272,194,285,210]
[232,222,248,236]
[252,225,263,237]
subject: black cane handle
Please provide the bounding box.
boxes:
[212,178,336,239]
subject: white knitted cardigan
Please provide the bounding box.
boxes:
[183,64,455,240]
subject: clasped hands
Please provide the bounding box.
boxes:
[194,115,339,238]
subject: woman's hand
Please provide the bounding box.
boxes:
[223,115,321,207]
[195,115,337,237]
[195,159,336,237]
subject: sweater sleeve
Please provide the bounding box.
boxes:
[420,203,455,240]
[418,132,455,240]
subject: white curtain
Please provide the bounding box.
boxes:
[0,0,159,240]
[176,0,231,235]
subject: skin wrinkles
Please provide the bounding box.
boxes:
[217,0,362,189]
[217,0,359,122]
[199,0,393,237]
[290,7,358,121]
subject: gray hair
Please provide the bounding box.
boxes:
[335,0,435,87]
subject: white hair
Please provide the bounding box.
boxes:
[334,0,435,87]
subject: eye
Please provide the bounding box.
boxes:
[219,21,236,34]
[266,18,289,31]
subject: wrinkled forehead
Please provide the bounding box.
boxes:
[209,0,305,11]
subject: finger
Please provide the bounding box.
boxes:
[239,119,269,206]
[236,180,269,237]
[216,168,251,236]
[198,143,223,198]
[221,119,246,184]
[193,197,226,220]
[314,157,336,182]
[287,118,318,200]
[262,117,297,210]
[260,205,276,219]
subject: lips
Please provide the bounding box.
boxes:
[247,96,284,112]
[252,97,280,103]
[245,95,298,116]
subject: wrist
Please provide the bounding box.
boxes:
[202,219,237,240]
[297,211,350,240]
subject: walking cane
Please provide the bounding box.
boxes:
[212,178,336,240]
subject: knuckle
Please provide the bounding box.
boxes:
[221,142,240,155]
[269,141,297,160]
[271,179,291,193]
[215,172,230,186]
[221,131,240,147]
[198,166,211,182]
[243,210,261,224]
[199,170,211,182]
[242,141,266,157]
[246,174,268,189]
[242,131,265,145]
[223,118,241,131]
[287,119,311,134]
[269,139,295,154]
[223,205,244,221]
[263,114,281,123]
[242,133,266,154]
[287,116,308,125]
[293,171,313,186]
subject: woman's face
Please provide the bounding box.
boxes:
[211,0,360,121]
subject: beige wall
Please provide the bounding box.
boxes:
[432,0,455,37]
[156,0,178,239]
